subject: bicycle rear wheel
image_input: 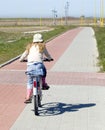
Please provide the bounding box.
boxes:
[38,95,41,107]
[34,95,38,115]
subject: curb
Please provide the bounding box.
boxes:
[0,55,21,68]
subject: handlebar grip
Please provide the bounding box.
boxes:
[20,59,27,62]
[43,58,54,62]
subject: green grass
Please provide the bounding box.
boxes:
[0,25,76,64]
[93,27,105,71]
[0,37,30,64]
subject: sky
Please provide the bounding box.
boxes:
[0,0,103,18]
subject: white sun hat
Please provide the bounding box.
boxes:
[33,33,43,43]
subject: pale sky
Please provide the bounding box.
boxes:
[0,0,102,18]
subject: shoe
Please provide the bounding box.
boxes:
[24,98,32,103]
[42,85,50,90]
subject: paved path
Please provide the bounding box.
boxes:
[1,27,105,130]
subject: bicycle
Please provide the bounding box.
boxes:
[26,69,43,115]
[25,58,53,115]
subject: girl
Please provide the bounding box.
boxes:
[19,33,53,103]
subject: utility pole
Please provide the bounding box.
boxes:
[94,0,97,26]
[100,0,104,27]
[65,1,69,25]
[52,9,57,25]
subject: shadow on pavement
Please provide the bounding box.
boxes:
[38,102,96,116]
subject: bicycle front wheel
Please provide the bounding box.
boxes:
[34,95,38,115]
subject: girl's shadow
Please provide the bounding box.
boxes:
[39,102,96,116]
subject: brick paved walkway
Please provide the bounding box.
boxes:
[0,27,105,130]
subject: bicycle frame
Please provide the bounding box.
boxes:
[25,69,43,115]
[33,75,42,115]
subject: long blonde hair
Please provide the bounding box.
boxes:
[26,42,45,53]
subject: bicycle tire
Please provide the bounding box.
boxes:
[38,95,41,107]
[34,95,38,115]
[38,77,42,107]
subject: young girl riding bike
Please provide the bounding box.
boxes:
[19,33,53,103]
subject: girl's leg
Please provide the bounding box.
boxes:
[25,75,33,101]
[26,89,33,99]
[42,77,49,90]
[42,64,49,90]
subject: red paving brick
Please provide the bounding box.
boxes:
[47,72,105,86]
[0,84,26,130]
[1,59,27,70]
[0,70,26,85]
[1,27,103,130]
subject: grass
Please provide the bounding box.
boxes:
[93,27,105,71]
[0,25,76,64]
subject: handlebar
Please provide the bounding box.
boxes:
[43,58,54,62]
[20,58,54,62]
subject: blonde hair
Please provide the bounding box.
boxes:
[26,42,45,53]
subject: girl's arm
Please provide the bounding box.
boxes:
[19,50,28,62]
[43,47,52,60]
